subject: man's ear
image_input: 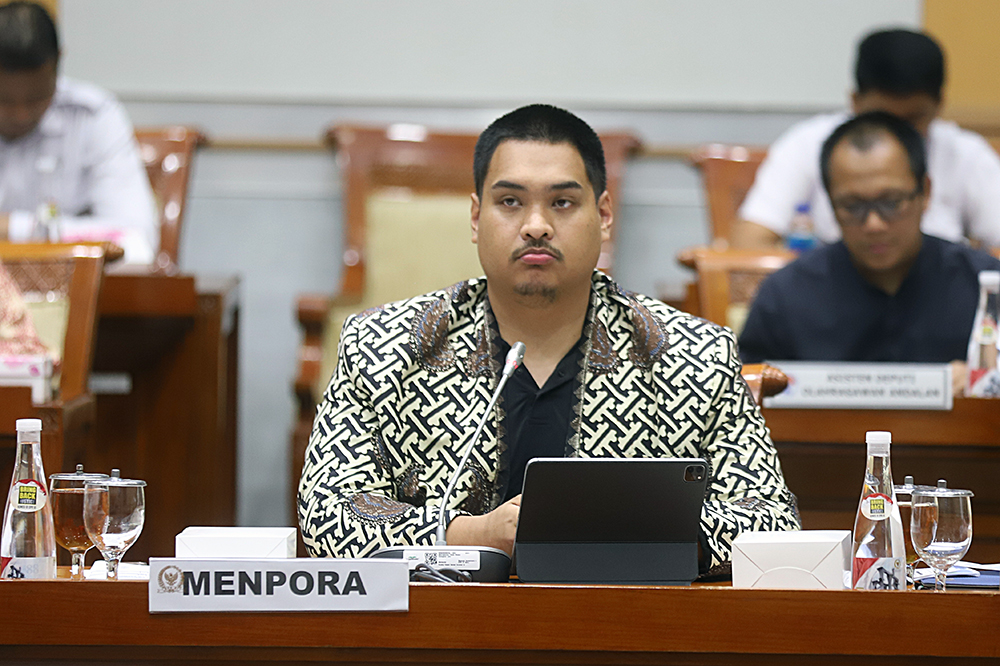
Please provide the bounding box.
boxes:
[850,90,861,114]
[470,193,480,244]
[598,191,613,243]
[920,175,932,213]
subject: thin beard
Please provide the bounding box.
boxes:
[513,283,558,302]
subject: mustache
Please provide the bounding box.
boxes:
[510,240,564,263]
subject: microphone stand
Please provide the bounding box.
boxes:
[369,342,526,582]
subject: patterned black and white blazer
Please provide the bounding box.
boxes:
[298,271,800,572]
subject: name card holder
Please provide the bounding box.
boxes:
[763,362,953,411]
[148,558,408,613]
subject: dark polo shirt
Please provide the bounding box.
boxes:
[495,336,583,503]
[738,234,1000,363]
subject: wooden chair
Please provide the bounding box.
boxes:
[290,124,640,521]
[135,127,206,271]
[0,242,107,481]
[689,144,768,243]
[689,247,795,335]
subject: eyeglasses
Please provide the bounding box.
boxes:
[831,189,922,226]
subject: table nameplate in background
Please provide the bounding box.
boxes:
[763,362,952,410]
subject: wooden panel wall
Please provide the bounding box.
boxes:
[925,0,1000,132]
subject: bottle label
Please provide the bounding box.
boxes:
[976,316,997,345]
[853,556,904,590]
[968,368,1000,398]
[1,556,56,579]
[9,479,47,512]
[859,493,892,521]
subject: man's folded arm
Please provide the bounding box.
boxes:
[734,119,825,248]
[962,132,1000,251]
[297,317,459,558]
[696,329,801,572]
[59,99,159,264]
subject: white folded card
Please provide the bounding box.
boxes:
[148,558,408,613]
[175,526,296,559]
[0,353,53,404]
[763,362,952,410]
[732,530,851,590]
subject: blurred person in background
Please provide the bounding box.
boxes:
[0,1,157,264]
[734,29,1000,254]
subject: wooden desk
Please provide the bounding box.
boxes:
[765,398,1000,562]
[87,270,239,561]
[1,579,997,664]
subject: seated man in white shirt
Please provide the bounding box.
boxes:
[733,29,1000,253]
[0,2,158,264]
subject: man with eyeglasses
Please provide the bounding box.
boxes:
[738,111,1000,365]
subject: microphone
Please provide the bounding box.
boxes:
[435,341,525,545]
[368,341,526,582]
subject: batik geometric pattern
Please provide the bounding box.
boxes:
[298,272,800,572]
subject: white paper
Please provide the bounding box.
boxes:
[85,560,150,580]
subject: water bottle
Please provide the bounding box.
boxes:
[966,270,1000,397]
[1,419,56,579]
[852,431,906,590]
[786,202,817,253]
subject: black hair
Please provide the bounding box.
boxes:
[820,111,927,196]
[855,29,944,100]
[474,104,606,202]
[0,1,59,71]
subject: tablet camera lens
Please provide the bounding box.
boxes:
[685,465,706,482]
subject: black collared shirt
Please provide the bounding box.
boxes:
[496,336,584,502]
[739,234,1000,363]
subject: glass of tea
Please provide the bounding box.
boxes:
[84,470,146,581]
[49,465,109,580]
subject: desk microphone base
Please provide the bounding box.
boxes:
[369,546,511,582]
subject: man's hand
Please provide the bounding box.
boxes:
[0,213,9,239]
[951,360,968,396]
[445,495,521,555]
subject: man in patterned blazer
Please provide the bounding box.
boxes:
[299,105,800,575]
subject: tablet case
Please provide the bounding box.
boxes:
[513,457,708,585]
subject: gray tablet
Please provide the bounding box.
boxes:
[513,457,708,585]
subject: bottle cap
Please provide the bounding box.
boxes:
[979,270,1000,289]
[15,418,42,432]
[866,430,891,455]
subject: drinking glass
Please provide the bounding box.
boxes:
[910,487,973,592]
[894,479,935,584]
[83,470,146,581]
[49,465,109,580]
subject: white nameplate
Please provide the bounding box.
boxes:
[148,558,408,613]
[763,362,952,410]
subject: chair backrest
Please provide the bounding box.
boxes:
[0,242,106,401]
[692,247,795,334]
[327,124,641,306]
[690,144,768,242]
[135,127,205,269]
